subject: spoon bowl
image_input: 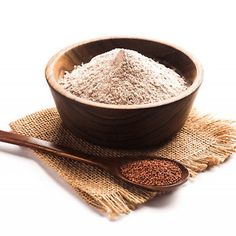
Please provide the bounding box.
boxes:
[113,157,189,192]
[0,130,189,191]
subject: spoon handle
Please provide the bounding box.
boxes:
[0,130,109,170]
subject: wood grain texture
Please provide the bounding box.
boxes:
[45,37,203,149]
[0,130,189,192]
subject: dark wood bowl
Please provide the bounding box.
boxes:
[45,37,203,149]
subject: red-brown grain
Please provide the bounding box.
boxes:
[120,159,182,186]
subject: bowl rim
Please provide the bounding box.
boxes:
[45,36,203,110]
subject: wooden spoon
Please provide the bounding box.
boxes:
[0,130,189,191]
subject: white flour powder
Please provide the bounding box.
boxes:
[58,49,189,105]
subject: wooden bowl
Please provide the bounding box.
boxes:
[45,37,203,149]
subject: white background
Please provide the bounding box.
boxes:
[0,0,235,235]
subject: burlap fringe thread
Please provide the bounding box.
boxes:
[178,112,236,175]
[9,108,236,219]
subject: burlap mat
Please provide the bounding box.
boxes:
[9,108,236,218]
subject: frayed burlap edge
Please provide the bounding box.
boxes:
[179,111,236,176]
[9,109,236,219]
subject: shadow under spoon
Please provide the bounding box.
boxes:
[0,130,189,191]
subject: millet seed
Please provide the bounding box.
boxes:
[120,159,182,186]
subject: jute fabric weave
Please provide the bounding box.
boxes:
[9,108,236,218]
